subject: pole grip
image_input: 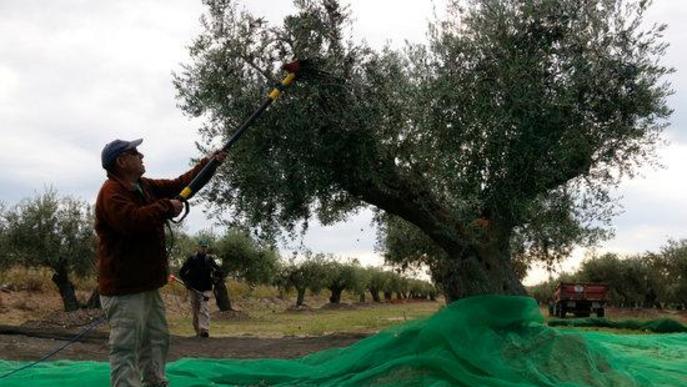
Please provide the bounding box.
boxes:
[177,158,220,201]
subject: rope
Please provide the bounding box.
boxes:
[0,315,107,380]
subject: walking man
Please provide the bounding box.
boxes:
[179,240,223,338]
[95,138,225,387]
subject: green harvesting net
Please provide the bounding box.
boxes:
[1,295,685,386]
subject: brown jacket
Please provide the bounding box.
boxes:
[95,159,208,296]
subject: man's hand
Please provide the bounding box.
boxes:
[169,199,184,216]
[212,150,228,163]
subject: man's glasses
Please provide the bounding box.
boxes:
[122,149,141,157]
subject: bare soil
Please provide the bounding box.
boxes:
[0,324,368,362]
[0,289,369,362]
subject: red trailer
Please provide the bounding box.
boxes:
[549,283,608,318]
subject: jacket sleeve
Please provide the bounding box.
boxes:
[144,158,210,199]
[100,185,175,234]
[179,257,192,282]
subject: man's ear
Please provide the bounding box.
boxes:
[114,156,126,171]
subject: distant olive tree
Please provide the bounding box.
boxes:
[213,228,280,310]
[278,252,330,307]
[659,239,687,308]
[166,224,196,270]
[324,260,368,304]
[2,189,95,311]
[351,263,371,303]
[366,267,389,303]
[381,271,403,302]
[408,279,437,300]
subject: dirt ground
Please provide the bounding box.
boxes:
[0,324,368,362]
[0,289,370,362]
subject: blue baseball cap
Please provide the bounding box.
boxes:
[101,138,143,170]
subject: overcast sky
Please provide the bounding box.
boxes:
[1,1,685,285]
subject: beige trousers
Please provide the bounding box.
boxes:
[189,289,212,336]
[100,290,169,387]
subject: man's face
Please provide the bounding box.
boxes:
[116,148,145,177]
[199,246,208,254]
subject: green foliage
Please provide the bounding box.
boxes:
[657,239,687,305]
[324,259,368,303]
[166,223,197,269]
[532,239,687,308]
[577,253,657,306]
[278,252,330,294]
[215,228,280,285]
[527,279,557,304]
[176,0,672,297]
[1,188,95,278]
[408,278,438,300]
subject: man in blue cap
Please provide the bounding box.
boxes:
[95,138,225,387]
[179,239,223,338]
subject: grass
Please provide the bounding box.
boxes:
[167,301,443,337]
[0,267,444,336]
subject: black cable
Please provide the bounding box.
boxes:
[0,315,107,380]
[165,220,175,257]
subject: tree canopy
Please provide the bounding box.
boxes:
[1,188,95,311]
[175,0,672,300]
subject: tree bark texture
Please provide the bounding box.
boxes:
[296,288,306,307]
[51,265,79,312]
[213,278,233,311]
[346,159,526,302]
[329,287,343,304]
[369,289,381,302]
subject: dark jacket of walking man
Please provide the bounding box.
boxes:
[95,138,225,387]
[179,240,222,337]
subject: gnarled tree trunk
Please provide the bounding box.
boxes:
[369,288,381,302]
[51,263,79,312]
[296,287,306,307]
[350,163,526,303]
[433,241,526,303]
[329,286,344,304]
[213,277,233,311]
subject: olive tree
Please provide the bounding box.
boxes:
[324,260,368,304]
[659,239,687,308]
[175,0,672,301]
[2,189,95,311]
[213,228,280,310]
[278,252,330,306]
[366,267,389,302]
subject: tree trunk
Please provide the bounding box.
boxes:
[85,288,101,309]
[359,293,366,303]
[433,243,526,303]
[213,278,233,311]
[348,161,527,302]
[51,264,79,312]
[383,291,392,301]
[329,287,343,304]
[296,287,306,307]
[369,288,381,302]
